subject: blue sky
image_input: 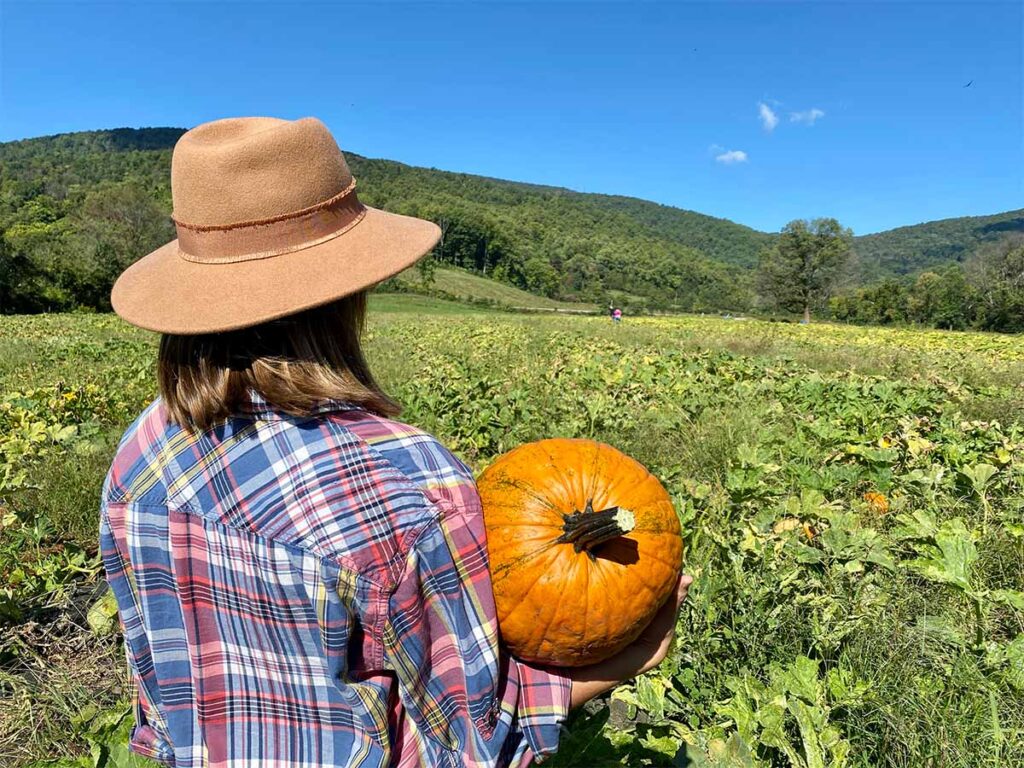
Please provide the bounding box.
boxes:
[1,1,1020,234]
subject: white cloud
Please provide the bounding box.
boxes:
[715,149,748,164]
[758,102,779,132]
[790,108,825,125]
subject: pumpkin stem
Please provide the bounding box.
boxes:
[558,499,636,557]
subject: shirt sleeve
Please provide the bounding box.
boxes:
[383,482,571,767]
[507,657,573,766]
[99,502,176,765]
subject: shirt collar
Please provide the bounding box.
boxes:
[237,389,357,419]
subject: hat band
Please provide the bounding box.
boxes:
[173,182,367,264]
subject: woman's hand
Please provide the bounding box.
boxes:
[568,573,692,709]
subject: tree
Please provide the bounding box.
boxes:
[967,235,1024,332]
[519,256,560,297]
[76,181,173,265]
[415,250,437,285]
[0,229,13,313]
[907,267,975,330]
[907,271,943,325]
[758,218,853,322]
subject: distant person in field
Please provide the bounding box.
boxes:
[100,117,690,768]
[613,307,623,323]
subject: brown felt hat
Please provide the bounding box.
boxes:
[111,116,440,334]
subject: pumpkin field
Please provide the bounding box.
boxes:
[1,297,1023,767]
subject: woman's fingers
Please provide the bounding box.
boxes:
[675,574,693,608]
[659,573,693,621]
[644,573,693,642]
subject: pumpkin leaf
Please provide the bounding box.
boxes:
[776,655,820,703]
[86,590,120,637]
[961,463,998,494]
[788,699,827,768]
[990,589,1024,611]
[905,518,978,593]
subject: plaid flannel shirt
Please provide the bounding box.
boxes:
[99,395,570,768]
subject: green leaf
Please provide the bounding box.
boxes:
[639,732,680,757]
[1004,522,1024,539]
[691,734,759,768]
[961,463,998,494]
[788,698,827,768]
[991,589,1024,611]
[635,673,668,722]
[86,590,120,637]
[825,667,872,707]
[51,424,78,443]
[777,655,820,703]
[75,706,161,768]
[1004,635,1024,691]
[716,689,758,740]
[892,510,939,541]
[905,518,977,593]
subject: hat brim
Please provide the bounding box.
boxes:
[111,207,441,334]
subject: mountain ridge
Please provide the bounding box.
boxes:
[5,126,1017,246]
[1,127,1021,313]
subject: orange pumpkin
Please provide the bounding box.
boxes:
[477,438,683,666]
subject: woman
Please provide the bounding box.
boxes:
[102,116,691,767]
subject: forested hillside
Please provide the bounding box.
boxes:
[0,127,757,313]
[347,155,766,309]
[854,208,1024,278]
[1,127,1020,315]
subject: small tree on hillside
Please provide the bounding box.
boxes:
[758,218,853,322]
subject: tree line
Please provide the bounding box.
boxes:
[757,220,1024,333]
[829,237,1024,332]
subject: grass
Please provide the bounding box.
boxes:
[369,292,499,315]
[392,264,600,311]
[2,298,1023,767]
[20,444,117,546]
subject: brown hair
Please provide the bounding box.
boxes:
[158,292,399,430]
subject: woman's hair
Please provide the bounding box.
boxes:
[158,291,399,430]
